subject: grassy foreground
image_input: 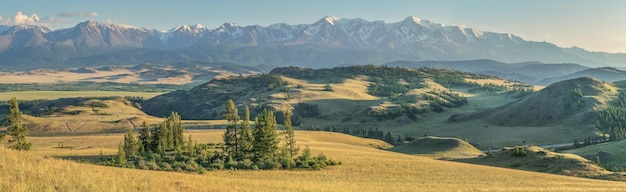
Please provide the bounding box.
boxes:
[3,131,626,191]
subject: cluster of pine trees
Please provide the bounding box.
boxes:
[593,91,626,141]
[105,99,338,172]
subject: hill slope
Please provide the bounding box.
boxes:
[389,136,484,159]
[142,65,527,121]
[564,139,626,170]
[5,131,626,191]
[449,77,613,128]
[458,146,624,181]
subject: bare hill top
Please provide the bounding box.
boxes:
[389,136,484,159]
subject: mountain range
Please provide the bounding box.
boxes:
[1,16,626,70]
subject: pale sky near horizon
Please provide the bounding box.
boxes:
[1,0,625,53]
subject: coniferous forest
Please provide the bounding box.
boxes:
[102,99,339,172]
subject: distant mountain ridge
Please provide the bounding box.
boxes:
[383,60,590,84]
[537,67,626,85]
[1,16,626,69]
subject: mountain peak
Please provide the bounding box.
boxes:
[222,22,238,28]
[78,20,101,26]
[400,16,441,29]
[170,24,207,33]
[403,16,422,24]
[316,16,340,25]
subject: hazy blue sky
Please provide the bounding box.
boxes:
[1,0,625,53]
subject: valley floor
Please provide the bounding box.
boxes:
[4,130,626,191]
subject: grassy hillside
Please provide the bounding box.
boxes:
[142,65,526,119]
[564,139,626,170]
[0,97,216,135]
[458,146,625,181]
[142,65,544,148]
[450,77,613,127]
[4,131,626,191]
[388,136,484,159]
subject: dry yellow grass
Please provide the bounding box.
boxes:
[0,70,140,84]
[389,136,484,159]
[24,98,166,134]
[0,91,164,101]
[4,130,626,191]
[0,68,240,85]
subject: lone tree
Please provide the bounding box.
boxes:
[223,99,240,157]
[323,84,333,91]
[6,97,31,150]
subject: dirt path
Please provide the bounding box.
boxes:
[129,118,137,130]
[65,122,87,133]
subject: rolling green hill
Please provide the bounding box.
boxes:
[450,77,613,128]
[142,65,530,123]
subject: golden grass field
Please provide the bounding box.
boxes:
[0,91,165,101]
[388,136,484,159]
[3,130,626,191]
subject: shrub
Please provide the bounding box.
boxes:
[237,159,255,170]
[159,162,173,171]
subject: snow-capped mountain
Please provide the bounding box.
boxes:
[0,16,625,69]
[161,24,208,49]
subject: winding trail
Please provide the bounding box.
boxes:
[129,118,137,130]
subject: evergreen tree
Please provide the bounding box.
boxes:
[283,108,299,158]
[5,97,30,150]
[253,109,279,161]
[168,112,184,152]
[300,145,312,161]
[223,99,240,157]
[149,123,161,153]
[145,112,185,154]
[123,127,139,159]
[138,121,151,155]
[323,84,333,91]
[165,117,174,149]
[116,142,127,167]
[384,132,395,145]
[237,105,254,160]
[187,134,193,153]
